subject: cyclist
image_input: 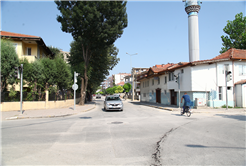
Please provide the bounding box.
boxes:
[181,92,191,115]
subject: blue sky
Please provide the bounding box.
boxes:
[1,1,245,78]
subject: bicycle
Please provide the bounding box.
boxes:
[181,106,191,117]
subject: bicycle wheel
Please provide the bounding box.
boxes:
[186,109,191,117]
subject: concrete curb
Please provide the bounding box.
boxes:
[138,103,246,113]
[5,104,96,120]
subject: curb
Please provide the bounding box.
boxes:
[137,103,246,113]
[142,104,174,112]
[5,104,96,120]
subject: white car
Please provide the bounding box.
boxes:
[104,95,123,111]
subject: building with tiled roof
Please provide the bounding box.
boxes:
[0,31,53,62]
[137,48,246,108]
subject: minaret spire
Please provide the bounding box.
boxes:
[183,0,202,62]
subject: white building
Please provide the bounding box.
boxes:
[138,48,246,108]
[113,73,130,85]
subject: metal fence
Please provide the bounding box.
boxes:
[1,91,46,102]
[1,90,81,102]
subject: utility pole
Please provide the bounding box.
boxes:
[20,64,23,114]
[126,52,137,101]
[225,67,232,110]
[15,64,23,114]
[132,68,135,101]
[72,71,79,110]
[175,73,180,108]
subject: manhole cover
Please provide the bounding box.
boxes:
[111,122,123,124]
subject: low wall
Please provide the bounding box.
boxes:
[1,98,80,112]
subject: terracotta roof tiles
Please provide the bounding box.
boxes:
[235,79,246,85]
[0,31,40,38]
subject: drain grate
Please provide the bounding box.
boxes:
[111,121,123,124]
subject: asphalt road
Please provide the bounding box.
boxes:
[2,97,246,165]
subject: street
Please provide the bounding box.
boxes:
[2,97,246,165]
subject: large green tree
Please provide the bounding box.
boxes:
[1,39,19,92]
[69,39,120,102]
[220,12,246,53]
[56,1,127,105]
[123,83,132,93]
[40,58,57,91]
[54,56,72,94]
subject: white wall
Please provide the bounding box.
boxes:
[191,64,217,92]
[233,61,246,83]
[243,84,246,107]
[235,84,242,107]
[173,67,192,92]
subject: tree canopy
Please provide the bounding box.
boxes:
[220,12,246,53]
[69,39,120,96]
[56,1,127,105]
[1,39,19,92]
[123,83,132,93]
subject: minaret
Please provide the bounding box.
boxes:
[183,0,202,62]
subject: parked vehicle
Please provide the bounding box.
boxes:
[96,94,101,99]
[104,95,123,111]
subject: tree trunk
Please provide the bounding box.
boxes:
[79,43,91,105]
[32,79,37,101]
[79,77,85,105]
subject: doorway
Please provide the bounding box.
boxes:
[170,90,177,105]
[156,88,161,103]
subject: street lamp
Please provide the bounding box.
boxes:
[126,52,138,101]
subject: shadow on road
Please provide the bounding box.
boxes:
[215,114,246,121]
[79,117,92,119]
[186,144,246,149]
[101,108,123,113]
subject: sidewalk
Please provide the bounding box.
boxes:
[1,101,96,121]
[126,100,246,114]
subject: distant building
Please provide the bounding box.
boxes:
[60,49,70,63]
[113,73,131,85]
[102,76,113,89]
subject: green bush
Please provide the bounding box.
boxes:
[221,104,233,108]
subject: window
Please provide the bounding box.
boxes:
[219,86,222,100]
[13,43,17,53]
[158,77,160,84]
[152,79,154,85]
[219,65,224,74]
[164,76,167,84]
[169,72,174,81]
[181,69,184,73]
[27,48,31,55]
[239,65,246,75]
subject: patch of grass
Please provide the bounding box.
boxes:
[221,104,233,108]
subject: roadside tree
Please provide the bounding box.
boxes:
[40,58,57,91]
[220,12,246,53]
[56,1,127,105]
[54,56,72,95]
[1,39,19,92]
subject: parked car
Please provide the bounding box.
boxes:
[104,95,123,111]
[96,94,101,99]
